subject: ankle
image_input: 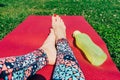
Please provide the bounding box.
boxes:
[40,47,56,65]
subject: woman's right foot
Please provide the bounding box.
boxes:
[52,15,66,41]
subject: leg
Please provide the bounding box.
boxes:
[40,29,57,65]
[52,15,85,80]
[0,29,57,80]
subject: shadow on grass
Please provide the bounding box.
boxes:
[0,3,6,7]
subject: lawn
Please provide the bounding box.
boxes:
[0,0,120,70]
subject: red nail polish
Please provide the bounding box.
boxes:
[54,14,57,17]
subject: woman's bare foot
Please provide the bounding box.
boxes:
[40,29,56,65]
[52,15,66,41]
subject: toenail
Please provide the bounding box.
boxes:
[54,14,57,16]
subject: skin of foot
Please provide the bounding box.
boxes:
[52,15,66,41]
[40,15,66,65]
[40,29,57,65]
[52,15,85,80]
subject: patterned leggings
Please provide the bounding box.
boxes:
[0,39,85,80]
[53,38,85,80]
[0,49,48,80]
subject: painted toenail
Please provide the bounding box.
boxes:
[54,14,57,17]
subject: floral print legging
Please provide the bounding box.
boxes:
[0,39,85,80]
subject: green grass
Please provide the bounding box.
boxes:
[0,0,120,70]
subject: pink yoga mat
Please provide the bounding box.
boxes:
[0,16,120,80]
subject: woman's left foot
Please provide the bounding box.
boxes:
[40,29,56,65]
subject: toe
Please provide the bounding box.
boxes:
[52,15,55,23]
[56,15,61,22]
[52,15,58,28]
